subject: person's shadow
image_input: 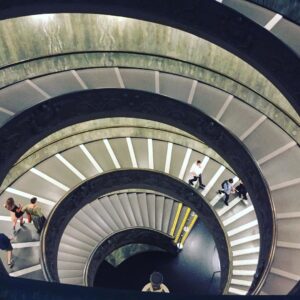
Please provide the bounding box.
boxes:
[13,224,39,243]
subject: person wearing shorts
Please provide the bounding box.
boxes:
[4,197,25,234]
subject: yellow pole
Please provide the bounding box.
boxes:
[175,208,191,243]
[179,214,198,246]
[169,203,183,237]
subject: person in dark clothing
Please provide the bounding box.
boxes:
[0,233,14,268]
[235,181,248,202]
[4,198,25,234]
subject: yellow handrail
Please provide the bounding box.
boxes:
[179,214,198,246]
[169,203,183,237]
[175,207,191,243]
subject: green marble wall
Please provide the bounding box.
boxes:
[105,243,163,267]
[18,118,196,160]
[1,118,233,190]
[0,13,298,124]
[1,52,298,139]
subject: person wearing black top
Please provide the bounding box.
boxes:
[4,197,25,234]
[0,233,14,268]
[235,181,248,200]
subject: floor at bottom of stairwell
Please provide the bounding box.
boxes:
[94,220,221,295]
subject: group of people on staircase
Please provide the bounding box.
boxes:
[0,197,46,268]
[218,179,248,206]
[4,197,46,234]
[1,160,249,272]
[188,160,248,206]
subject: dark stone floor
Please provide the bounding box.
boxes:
[94,220,221,295]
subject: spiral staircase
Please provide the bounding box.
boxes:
[1,133,260,294]
[0,0,299,298]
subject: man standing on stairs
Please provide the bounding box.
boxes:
[0,233,14,268]
[235,181,248,205]
[21,197,46,234]
[218,178,234,206]
[188,160,206,189]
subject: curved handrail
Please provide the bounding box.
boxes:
[40,169,231,294]
[0,50,280,107]
[0,0,298,114]
[1,51,298,131]
[83,227,177,286]
[0,125,234,192]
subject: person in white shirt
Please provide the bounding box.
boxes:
[188,160,206,189]
[218,178,235,206]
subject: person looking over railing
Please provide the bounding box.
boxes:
[142,271,170,293]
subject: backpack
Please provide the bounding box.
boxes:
[221,180,228,189]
